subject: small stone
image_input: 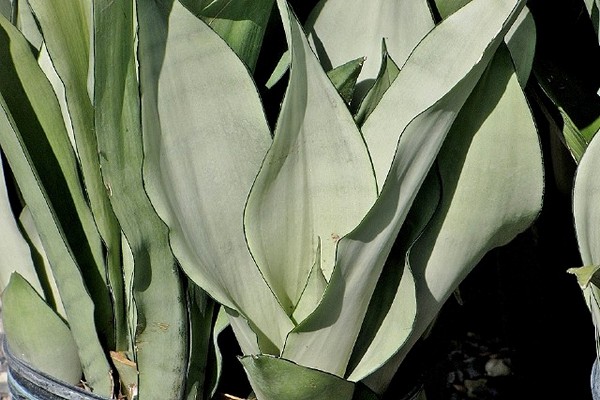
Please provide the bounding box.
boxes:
[485,358,511,377]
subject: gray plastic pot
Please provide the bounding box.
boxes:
[592,359,600,400]
[3,339,109,400]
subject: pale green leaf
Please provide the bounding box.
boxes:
[27,0,125,348]
[137,0,292,355]
[573,128,600,346]
[266,54,365,104]
[364,45,543,393]
[560,107,591,162]
[18,206,65,318]
[354,40,400,127]
[283,0,526,377]
[3,272,83,385]
[305,0,434,100]
[574,123,600,268]
[327,57,365,104]
[15,0,42,50]
[505,7,536,87]
[0,0,11,20]
[0,12,114,354]
[345,170,441,383]
[245,0,376,315]
[291,241,326,324]
[434,0,471,19]
[94,0,191,397]
[180,0,275,71]
[240,355,378,400]
[265,50,289,89]
[0,94,112,395]
[583,0,600,42]
[0,156,41,294]
[567,265,600,289]
[184,282,215,400]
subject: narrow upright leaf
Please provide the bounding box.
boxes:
[27,0,125,349]
[0,93,112,396]
[94,0,190,397]
[0,12,113,351]
[354,40,400,127]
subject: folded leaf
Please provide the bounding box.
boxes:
[245,0,376,314]
[364,45,543,393]
[283,0,526,378]
[137,0,292,354]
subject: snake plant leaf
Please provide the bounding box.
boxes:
[283,0,526,378]
[207,307,230,399]
[567,265,600,289]
[0,12,115,350]
[291,241,327,325]
[266,53,364,105]
[363,44,544,393]
[245,0,377,315]
[0,95,112,396]
[305,0,434,101]
[354,40,400,127]
[345,170,441,383]
[574,123,600,267]
[137,0,293,355]
[27,0,125,349]
[18,206,65,318]
[583,0,600,41]
[505,7,536,87]
[3,272,83,386]
[27,0,120,246]
[0,157,41,294]
[180,0,275,71]
[110,351,138,400]
[240,355,378,400]
[94,1,191,397]
[363,0,525,189]
[327,57,365,105]
[15,0,42,50]
[184,282,215,400]
[573,127,600,353]
[433,0,472,19]
[38,44,77,154]
[265,50,289,89]
[0,0,10,19]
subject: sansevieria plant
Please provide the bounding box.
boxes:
[0,0,544,399]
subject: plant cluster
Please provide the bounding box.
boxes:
[0,0,596,399]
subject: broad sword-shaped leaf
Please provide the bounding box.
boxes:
[137,0,292,355]
[283,0,526,378]
[363,45,543,393]
[244,0,376,315]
